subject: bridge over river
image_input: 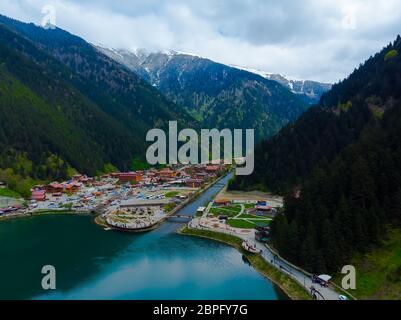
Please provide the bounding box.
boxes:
[167,214,193,220]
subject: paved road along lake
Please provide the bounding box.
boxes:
[0,175,287,300]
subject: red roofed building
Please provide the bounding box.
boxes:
[214,199,232,206]
[73,175,94,185]
[206,165,221,173]
[31,190,46,201]
[115,172,143,183]
[159,168,177,178]
[46,182,64,193]
[185,179,203,188]
[65,181,82,193]
[193,165,207,173]
[195,172,208,180]
[80,177,93,184]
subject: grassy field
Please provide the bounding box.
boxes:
[244,203,256,209]
[227,219,256,229]
[0,188,21,198]
[227,215,271,230]
[212,204,241,212]
[179,227,311,300]
[209,207,238,217]
[225,205,242,212]
[334,227,401,300]
[164,203,177,212]
[165,191,180,198]
[209,204,272,230]
[237,213,271,220]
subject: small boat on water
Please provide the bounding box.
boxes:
[242,240,262,254]
[104,227,112,231]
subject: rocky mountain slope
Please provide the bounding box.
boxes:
[98,47,309,140]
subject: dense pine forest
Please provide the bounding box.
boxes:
[231,35,401,273]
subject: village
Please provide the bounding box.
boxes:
[0,164,230,231]
[0,163,283,236]
[1,158,287,263]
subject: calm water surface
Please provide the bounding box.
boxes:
[0,175,287,300]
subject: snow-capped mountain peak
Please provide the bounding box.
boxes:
[96,45,331,105]
[230,65,332,104]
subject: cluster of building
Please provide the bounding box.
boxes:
[30,164,225,203]
[101,165,226,231]
[31,175,95,202]
[0,164,229,222]
[192,197,279,243]
[23,164,228,227]
[107,164,224,189]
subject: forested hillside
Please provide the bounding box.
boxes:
[0,15,194,136]
[230,35,401,194]
[0,15,195,194]
[232,35,401,273]
[272,95,401,273]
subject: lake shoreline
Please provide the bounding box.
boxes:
[0,209,93,222]
[178,226,311,301]
[1,173,286,300]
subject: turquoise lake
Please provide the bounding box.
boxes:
[0,176,286,300]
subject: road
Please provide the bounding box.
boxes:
[189,217,341,300]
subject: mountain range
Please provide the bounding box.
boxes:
[230,65,332,105]
[97,47,321,140]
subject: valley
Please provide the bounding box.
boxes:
[0,4,400,302]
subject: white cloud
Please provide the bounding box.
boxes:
[0,0,400,83]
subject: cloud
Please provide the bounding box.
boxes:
[0,0,400,83]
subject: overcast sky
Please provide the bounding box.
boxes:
[1,0,400,83]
